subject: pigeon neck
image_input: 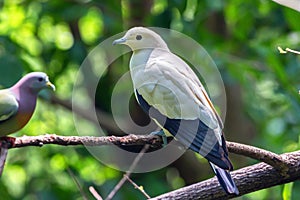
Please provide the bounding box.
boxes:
[130,49,154,70]
[11,85,38,113]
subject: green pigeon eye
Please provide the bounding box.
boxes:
[38,77,44,82]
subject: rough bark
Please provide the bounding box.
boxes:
[9,134,161,148]
[5,134,300,199]
[151,151,300,200]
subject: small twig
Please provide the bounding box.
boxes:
[89,186,104,200]
[128,144,150,172]
[105,144,150,200]
[286,48,300,55]
[124,174,151,199]
[67,168,88,200]
[105,175,127,200]
[278,46,300,55]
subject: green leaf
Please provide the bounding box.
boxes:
[282,182,294,200]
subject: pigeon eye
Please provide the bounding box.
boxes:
[136,35,142,40]
[38,77,44,82]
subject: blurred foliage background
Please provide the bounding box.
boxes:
[0,0,299,199]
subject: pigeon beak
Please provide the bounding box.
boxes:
[113,37,127,45]
[46,81,56,91]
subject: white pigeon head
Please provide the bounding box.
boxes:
[113,27,169,51]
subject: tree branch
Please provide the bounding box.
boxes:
[9,134,162,149]
[227,142,289,174]
[151,150,300,200]
[10,134,287,170]
[6,134,299,199]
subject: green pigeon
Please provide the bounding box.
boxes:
[0,72,55,175]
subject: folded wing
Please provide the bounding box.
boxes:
[136,90,232,170]
[0,91,18,122]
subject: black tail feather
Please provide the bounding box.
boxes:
[210,162,239,195]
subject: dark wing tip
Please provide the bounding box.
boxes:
[201,146,233,170]
[219,150,234,171]
[189,129,234,171]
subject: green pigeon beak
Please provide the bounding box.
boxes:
[113,37,127,45]
[46,81,56,91]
